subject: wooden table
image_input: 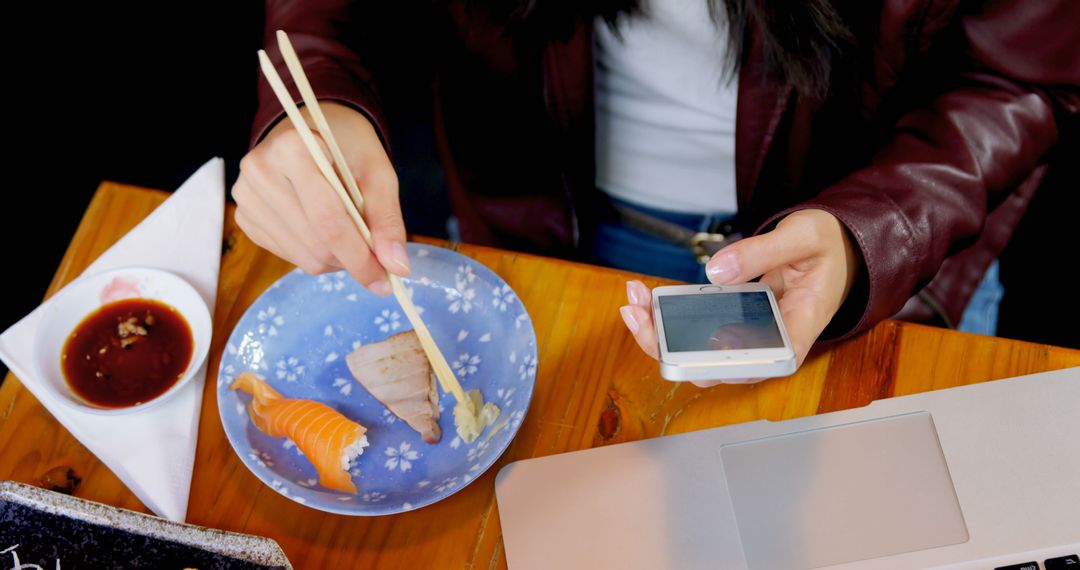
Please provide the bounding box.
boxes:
[2,182,1078,568]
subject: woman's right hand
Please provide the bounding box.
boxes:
[233,101,408,296]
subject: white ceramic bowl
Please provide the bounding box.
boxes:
[33,267,212,415]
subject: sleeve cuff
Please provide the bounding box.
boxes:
[249,65,391,156]
[755,185,920,341]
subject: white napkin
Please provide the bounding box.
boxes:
[0,157,225,522]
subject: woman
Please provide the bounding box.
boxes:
[233,0,1079,383]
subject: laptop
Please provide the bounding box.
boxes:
[495,367,1080,569]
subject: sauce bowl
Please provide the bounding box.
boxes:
[33,267,212,415]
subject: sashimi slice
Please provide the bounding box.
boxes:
[346,331,442,443]
[231,371,369,493]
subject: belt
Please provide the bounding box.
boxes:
[610,202,742,264]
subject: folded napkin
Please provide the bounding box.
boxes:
[0,158,224,522]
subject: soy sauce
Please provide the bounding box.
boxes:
[61,298,194,408]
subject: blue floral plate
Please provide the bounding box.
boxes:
[216,243,537,515]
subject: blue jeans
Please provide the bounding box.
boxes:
[956,260,1002,336]
[588,196,735,284]
[587,196,1003,336]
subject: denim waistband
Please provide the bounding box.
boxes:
[601,192,738,234]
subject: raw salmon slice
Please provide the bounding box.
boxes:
[231,371,369,493]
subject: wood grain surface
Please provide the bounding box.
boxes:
[2,182,1078,568]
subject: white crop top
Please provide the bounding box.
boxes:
[594,0,739,214]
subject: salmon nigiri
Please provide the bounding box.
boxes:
[231,371,369,493]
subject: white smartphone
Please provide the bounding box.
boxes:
[651,283,796,382]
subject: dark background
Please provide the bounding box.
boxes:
[2,2,451,381]
[3,2,1077,381]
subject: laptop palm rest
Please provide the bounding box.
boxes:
[720,411,969,569]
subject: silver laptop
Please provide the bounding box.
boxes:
[495,367,1080,569]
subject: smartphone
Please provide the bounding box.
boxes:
[651,283,796,382]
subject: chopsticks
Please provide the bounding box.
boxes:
[257,31,468,406]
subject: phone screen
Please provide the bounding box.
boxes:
[658,292,784,352]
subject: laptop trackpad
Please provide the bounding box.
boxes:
[720,411,969,569]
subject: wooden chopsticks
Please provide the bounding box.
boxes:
[257,31,468,406]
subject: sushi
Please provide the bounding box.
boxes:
[346,330,442,444]
[230,371,369,493]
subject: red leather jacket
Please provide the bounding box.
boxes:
[251,0,1079,340]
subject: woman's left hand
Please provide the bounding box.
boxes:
[619,209,860,387]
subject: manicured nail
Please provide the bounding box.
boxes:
[389,242,410,274]
[619,306,640,334]
[370,279,391,296]
[626,281,640,305]
[706,252,739,283]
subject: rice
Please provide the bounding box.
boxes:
[340,434,370,471]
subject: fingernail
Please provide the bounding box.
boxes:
[619,306,639,334]
[389,242,410,275]
[626,281,640,305]
[706,252,739,283]
[370,279,391,296]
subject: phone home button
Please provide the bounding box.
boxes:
[699,285,724,292]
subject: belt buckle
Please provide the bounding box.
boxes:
[690,232,727,264]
